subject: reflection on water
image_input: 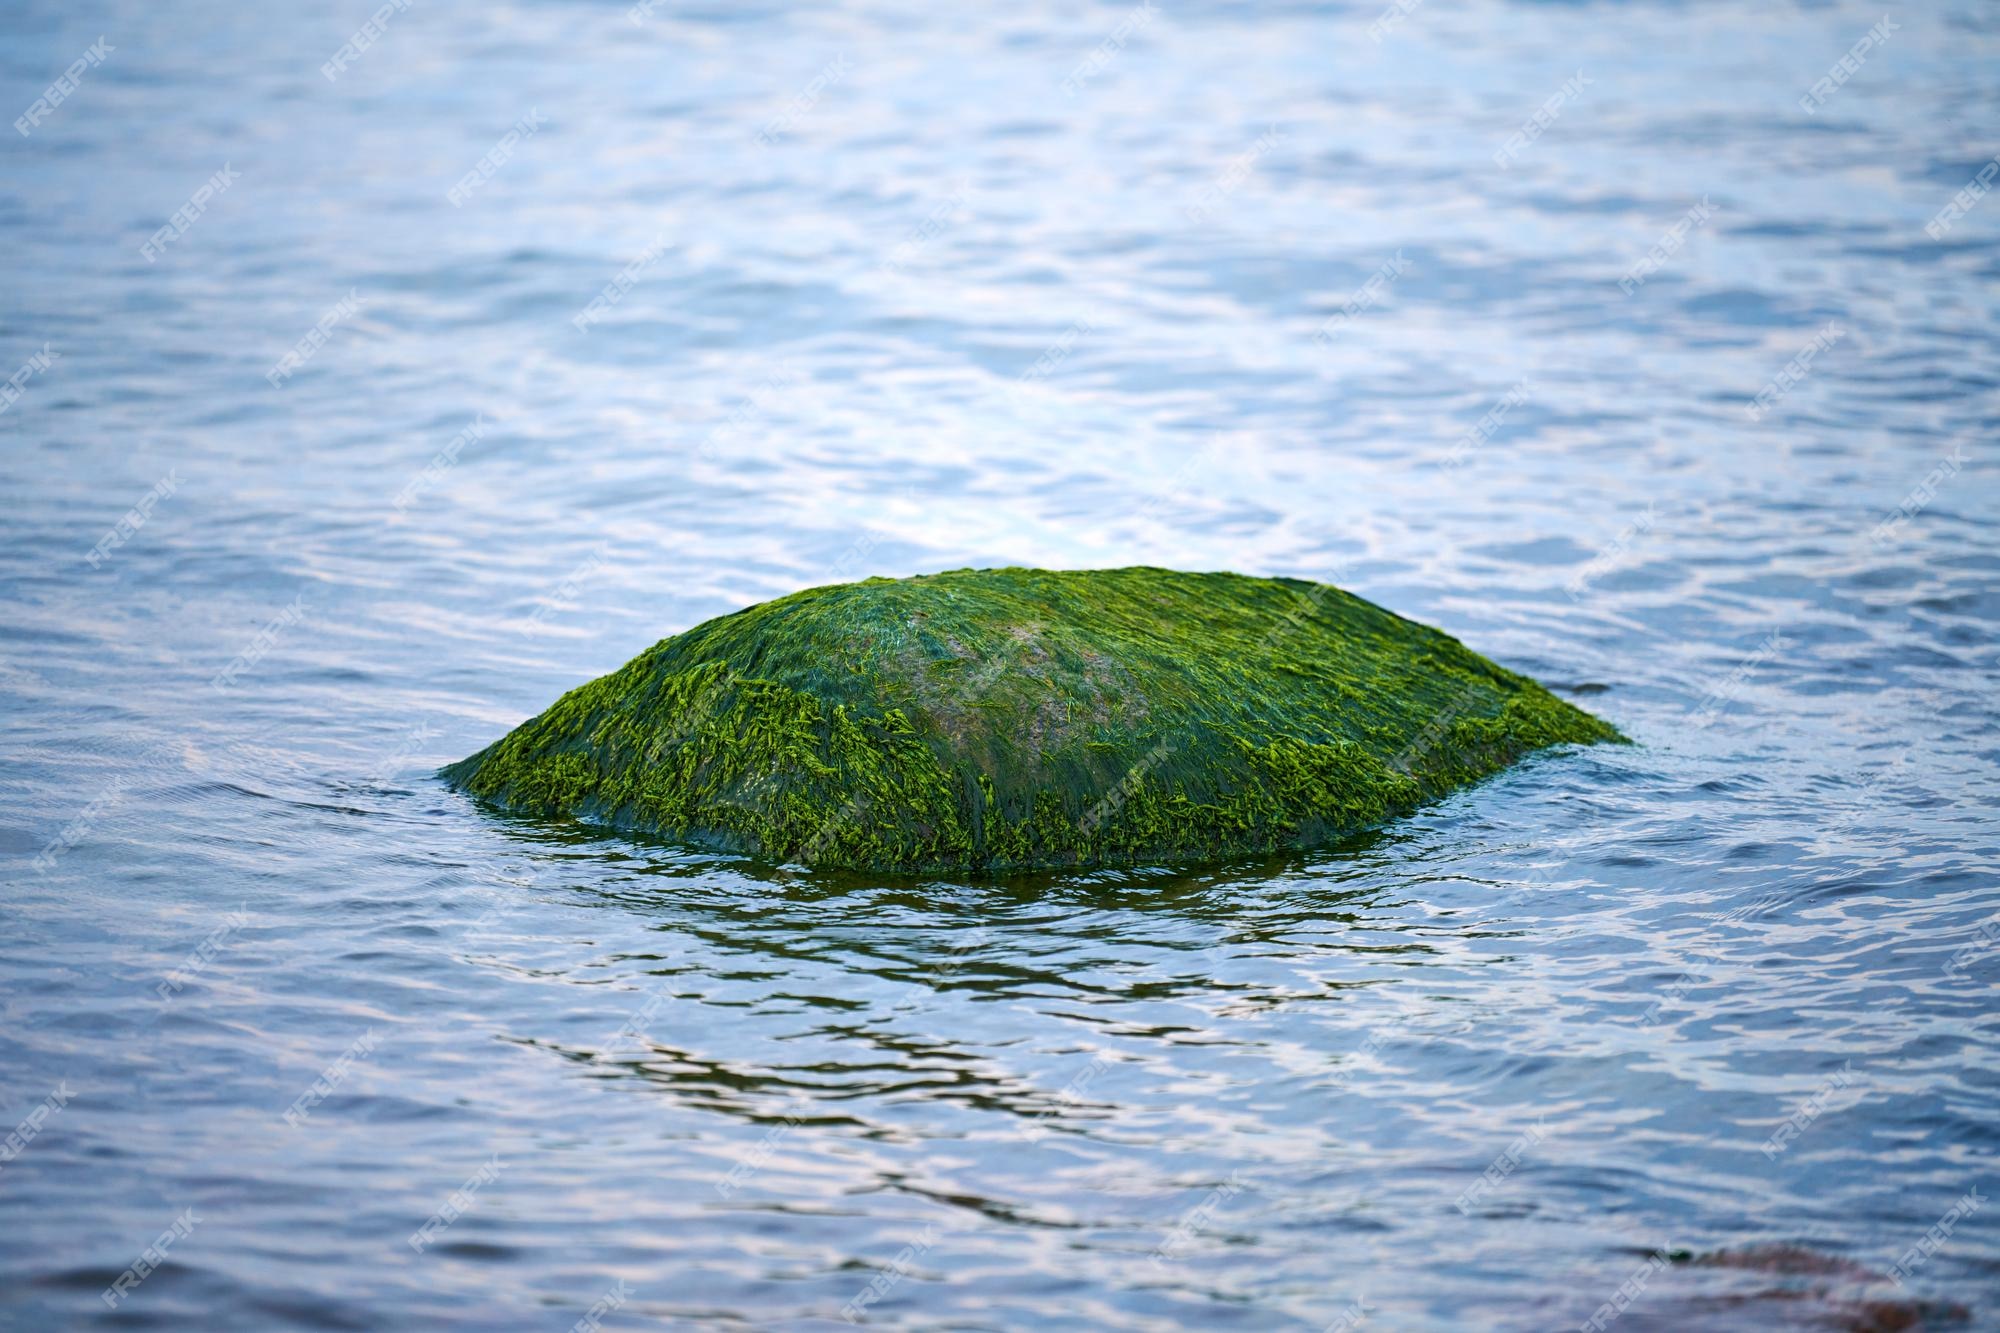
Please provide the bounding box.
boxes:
[3,0,1998,1327]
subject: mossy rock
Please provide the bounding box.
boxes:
[442,566,1621,873]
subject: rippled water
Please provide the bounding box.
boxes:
[4,1,1998,1327]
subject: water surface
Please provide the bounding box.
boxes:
[3,0,1997,1327]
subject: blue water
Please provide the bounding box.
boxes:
[4,1,1998,1327]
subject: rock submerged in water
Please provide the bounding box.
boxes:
[442,566,1621,873]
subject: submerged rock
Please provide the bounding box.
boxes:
[443,567,1620,872]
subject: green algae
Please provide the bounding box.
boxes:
[442,566,1622,873]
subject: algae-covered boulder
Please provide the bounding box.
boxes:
[443,567,1619,872]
